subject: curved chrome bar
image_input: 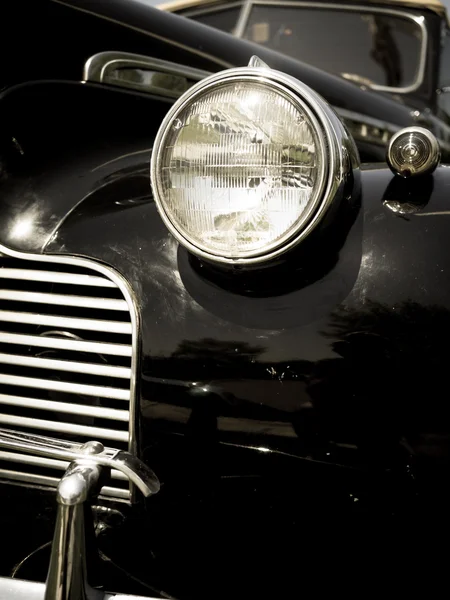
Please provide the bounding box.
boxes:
[0,429,161,599]
[0,428,160,497]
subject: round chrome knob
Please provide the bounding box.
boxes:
[387,126,440,177]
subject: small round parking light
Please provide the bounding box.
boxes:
[387,126,440,178]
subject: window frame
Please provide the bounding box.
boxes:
[185,1,428,94]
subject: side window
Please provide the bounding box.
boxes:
[438,33,450,121]
[242,6,423,89]
[189,7,242,34]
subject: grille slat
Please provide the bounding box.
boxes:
[0,374,130,400]
[0,468,129,499]
[0,414,129,442]
[0,311,132,334]
[0,247,137,502]
[0,394,129,421]
[0,290,129,311]
[0,353,131,378]
[0,332,132,356]
[0,452,128,480]
[0,269,116,288]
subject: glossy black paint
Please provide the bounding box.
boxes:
[1,79,450,484]
[48,164,450,481]
[0,81,169,252]
[1,78,450,594]
[2,2,450,596]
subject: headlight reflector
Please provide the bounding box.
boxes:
[151,65,358,264]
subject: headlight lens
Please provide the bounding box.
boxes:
[154,80,324,259]
[151,65,358,264]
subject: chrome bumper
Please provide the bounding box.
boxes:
[0,578,154,600]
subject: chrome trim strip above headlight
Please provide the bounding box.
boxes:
[84,51,212,98]
[0,373,130,400]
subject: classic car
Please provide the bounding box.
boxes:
[0,0,449,598]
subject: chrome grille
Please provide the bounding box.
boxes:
[0,245,137,501]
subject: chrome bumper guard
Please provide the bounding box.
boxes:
[0,429,160,600]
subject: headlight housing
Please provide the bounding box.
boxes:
[151,61,359,265]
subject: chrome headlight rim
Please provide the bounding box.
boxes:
[151,66,348,266]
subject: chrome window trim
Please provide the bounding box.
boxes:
[0,242,140,502]
[181,1,244,19]
[186,1,428,94]
[84,51,211,89]
[182,0,251,38]
[233,0,255,38]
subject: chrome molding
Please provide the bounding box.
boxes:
[52,0,232,69]
[84,51,211,99]
[0,429,159,497]
[150,63,359,265]
[0,469,130,499]
[0,374,130,400]
[0,242,140,502]
[336,107,401,146]
[0,310,132,334]
[0,451,127,479]
[0,290,129,311]
[0,413,129,442]
[0,332,132,356]
[181,1,243,18]
[0,430,159,600]
[0,353,131,378]
[0,578,156,600]
[0,269,116,287]
[185,1,428,95]
[0,396,129,421]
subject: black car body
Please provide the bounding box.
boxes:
[0,0,449,598]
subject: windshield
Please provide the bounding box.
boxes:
[191,4,424,91]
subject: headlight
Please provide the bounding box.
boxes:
[151,60,359,265]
